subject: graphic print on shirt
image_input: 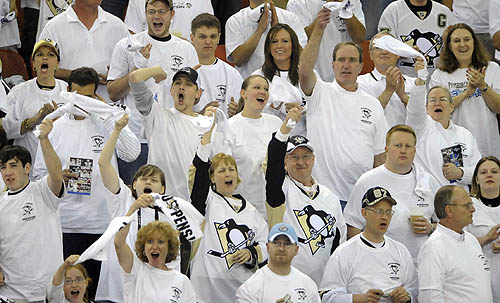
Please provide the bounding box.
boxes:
[216,84,227,102]
[388,262,401,281]
[478,254,491,271]
[45,0,72,17]
[294,205,336,255]
[21,200,36,222]
[170,55,184,73]
[294,287,308,302]
[207,218,255,269]
[360,107,373,124]
[91,135,105,153]
[399,29,443,69]
[170,286,182,302]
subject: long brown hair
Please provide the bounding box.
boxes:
[262,23,301,86]
[437,23,490,73]
[471,156,500,198]
[65,264,92,303]
[236,75,269,114]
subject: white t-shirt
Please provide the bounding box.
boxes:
[228,112,282,216]
[466,197,500,303]
[417,224,493,303]
[1,79,67,170]
[32,115,117,234]
[452,0,489,34]
[304,79,388,201]
[319,234,417,303]
[236,266,321,303]
[107,31,198,139]
[39,5,129,101]
[194,59,243,116]
[489,0,500,61]
[121,254,196,303]
[378,0,457,77]
[357,68,415,128]
[0,177,64,301]
[429,62,500,158]
[0,0,20,48]
[286,0,365,82]
[36,0,72,40]
[344,165,440,262]
[124,0,213,40]
[406,85,482,187]
[225,5,308,79]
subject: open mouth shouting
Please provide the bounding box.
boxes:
[143,187,152,194]
[256,96,266,104]
[153,22,164,31]
[40,63,49,72]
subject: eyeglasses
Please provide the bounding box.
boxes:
[64,277,86,284]
[427,97,450,103]
[146,8,169,16]
[288,154,313,162]
[448,202,474,210]
[365,207,395,217]
[270,240,295,248]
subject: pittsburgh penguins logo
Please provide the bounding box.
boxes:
[171,55,184,68]
[388,262,401,280]
[400,29,443,68]
[294,205,335,255]
[91,135,105,149]
[45,0,72,17]
[22,204,33,216]
[216,84,227,101]
[207,218,255,269]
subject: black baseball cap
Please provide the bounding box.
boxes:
[362,187,397,208]
[172,67,200,87]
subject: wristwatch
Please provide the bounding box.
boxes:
[481,85,488,92]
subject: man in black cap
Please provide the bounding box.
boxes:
[319,186,417,303]
[265,107,347,286]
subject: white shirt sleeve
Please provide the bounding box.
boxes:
[405,84,430,138]
[319,252,353,303]
[417,240,446,303]
[46,280,65,303]
[378,3,396,33]
[3,87,24,139]
[344,179,367,230]
[490,0,500,37]
[235,278,261,303]
[373,108,388,155]
[107,38,132,81]
[225,13,247,60]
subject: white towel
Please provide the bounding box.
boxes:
[194,108,235,144]
[323,0,354,19]
[248,3,272,24]
[372,35,429,80]
[124,36,145,52]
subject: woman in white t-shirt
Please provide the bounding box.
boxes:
[431,23,500,158]
[467,156,500,303]
[47,255,93,303]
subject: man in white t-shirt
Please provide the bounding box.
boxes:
[299,7,388,207]
[418,185,493,302]
[225,0,307,78]
[107,0,198,184]
[378,0,457,78]
[286,0,366,82]
[39,0,129,101]
[357,32,416,128]
[190,13,243,116]
[236,223,321,303]
[0,123,65,302]
[344,124,440,262]
[320,187,417,303]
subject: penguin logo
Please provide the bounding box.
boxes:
[171,55,184,68]
[216,84,227,100]
[45,0,72,17]
[388,262,401,280]
[400,29,443,68]
[207,218,255,269]
[294,205,336,255]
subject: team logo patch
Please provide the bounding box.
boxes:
[170,286,182,302]
[478,254,491,271]
[171,55,184,68]
[400,29,442,68]
[91,135,105,153]
[360,107,373,124]
[388,262,401,280]
[21,201,36,222]
[216,84,227,102]
[207,218,255,269]
[294,205,336,255]
[294,288,308,301]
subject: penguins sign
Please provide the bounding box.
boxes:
[294,205,336,255]
[207,218,255,269]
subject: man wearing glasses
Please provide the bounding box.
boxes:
[236,223,321,303]
[417,185,493,302]
[320,187,417,303]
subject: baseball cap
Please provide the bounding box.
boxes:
[286,135,314,154]
[172,67,201,87]
[268,223,298,244]
[32,39,60,61]
[362,186,397,208]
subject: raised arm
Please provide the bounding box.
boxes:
[344,14,366,44]
[38,119,63,196]
[405,59,428,136]
[299,8,330,96]
[128,66,166,115]
[52,255,80,287]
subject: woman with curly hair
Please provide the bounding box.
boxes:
[430,23,500,158]
[114,208,196,302]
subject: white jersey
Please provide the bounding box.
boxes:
[286,0,365,82]
[39,5,129,101]
[236,266,321,303]
[190,189,268,303]
[32,115,118,233]
[225,5,307,78]
[430,62,500,158]
[406,85,482,186]
[452,0,489,33]
[194,59,243,116]
[466,197,500,303]
[0,0,20,48]
[36,0,72,40]
[107,31,198,139]
[418,224,493,303]
[0,177,64,301]
[357,68,415,128]
[124,0,213,40]
[319,234,417,303]
[344,164,440,262]
[228,112,282,216]
[1,78,67,169]
[304,79,388,201]
[121,254,196,303]
[378,0,456,77]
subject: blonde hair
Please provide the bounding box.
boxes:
[135,221,179,263]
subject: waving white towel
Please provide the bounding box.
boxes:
[323,0,354,19]
[193,108,235,144]
[248,3,272,23]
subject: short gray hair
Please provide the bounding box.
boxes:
[434,185,456,219]
[427,86,453,105]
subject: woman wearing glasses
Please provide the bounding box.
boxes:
[467,156,500,302]
[47,255,92,303]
